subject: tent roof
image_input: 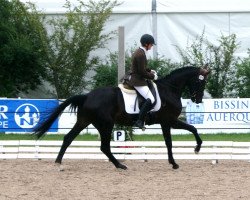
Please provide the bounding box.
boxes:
[21,0,250,14]
[157,0,250,13]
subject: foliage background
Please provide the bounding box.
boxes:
[1,1,250,99]
[0,0,48,97]
[44,0,119,98]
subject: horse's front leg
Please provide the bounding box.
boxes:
[161,123,179,169]
[172,119,202,153]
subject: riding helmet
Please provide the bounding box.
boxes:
[140,34,156,46]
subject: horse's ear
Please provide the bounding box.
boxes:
[204,63,209,69]
[200,63,210,75]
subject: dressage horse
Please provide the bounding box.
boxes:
[34,66,209,170]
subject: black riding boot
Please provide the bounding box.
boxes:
[134,99,153,129]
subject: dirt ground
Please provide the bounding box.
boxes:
[0,159,249,200]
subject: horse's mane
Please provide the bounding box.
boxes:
[165,66,199,80]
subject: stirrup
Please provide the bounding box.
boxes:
[134,120,146,131]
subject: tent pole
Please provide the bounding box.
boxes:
[152,0,158,59]
[118,26,125,84]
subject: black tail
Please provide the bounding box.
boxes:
[33,95,87,139]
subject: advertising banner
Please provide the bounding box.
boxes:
[0,99,59,133]
[185,98,250,131]
[1,98,249,134]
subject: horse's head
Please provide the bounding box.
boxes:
[157,65,210,104]
[188,66,210,104]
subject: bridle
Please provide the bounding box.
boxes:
[190,74,206,102]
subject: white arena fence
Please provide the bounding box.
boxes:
[0,140,250,162]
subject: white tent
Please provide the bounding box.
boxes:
[21,0,250,61]
[22,0,250,13]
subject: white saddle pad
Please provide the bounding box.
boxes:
[118,83,161,114]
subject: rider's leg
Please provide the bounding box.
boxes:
[134,86,155,129]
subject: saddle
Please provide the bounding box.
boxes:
[118,81,161,114]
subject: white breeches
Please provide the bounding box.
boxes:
[134,86,155,103]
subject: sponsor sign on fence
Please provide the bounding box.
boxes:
[0,99,59,133]
[1,98,250,134]
[185,98,250,130]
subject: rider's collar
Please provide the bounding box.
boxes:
[139,46,147,53]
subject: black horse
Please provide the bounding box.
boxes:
[34,66,209,170]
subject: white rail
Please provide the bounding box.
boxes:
[0,140,250,161]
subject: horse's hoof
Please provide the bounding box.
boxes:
[117,163,127,170]
[59,165,64,171]
[55,163,64,171]
[195,146,201,154]
[172,164,179,169]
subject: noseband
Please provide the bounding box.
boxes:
[191,74,206,102]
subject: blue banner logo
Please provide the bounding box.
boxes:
[0,99,59,133]
[14,103,40,129]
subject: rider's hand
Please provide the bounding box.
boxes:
[151,70,157,74]
[151,70,158,80]
[154,73,158,80]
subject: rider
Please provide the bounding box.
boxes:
[125,34,158,129]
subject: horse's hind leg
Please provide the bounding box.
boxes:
[55,121,88,165]
[93,121,127,170]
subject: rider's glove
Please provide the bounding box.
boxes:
[151,70,157,74]
[151,70,158,80]
[153,73,158,80]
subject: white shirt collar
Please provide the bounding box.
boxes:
[139,46,147,54]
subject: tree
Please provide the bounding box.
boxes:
[176,30,239,98]
[0,0,48,97]
[235,50,250,97]
[207,34,239,97]
[92,53,119,89]
[44,0,119,98]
